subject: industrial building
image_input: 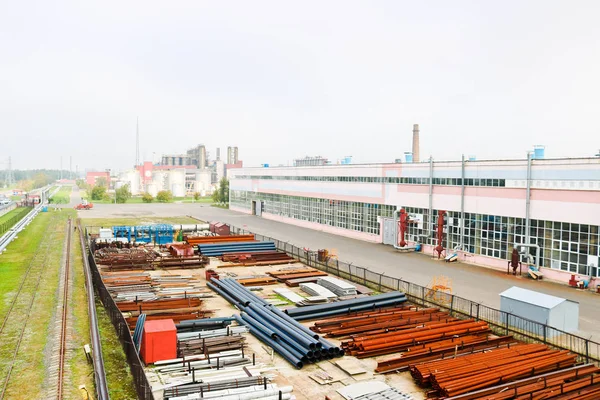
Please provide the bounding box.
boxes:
[229,148,600,286]
[115,162,213,197]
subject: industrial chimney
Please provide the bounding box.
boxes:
[412,124,420,162]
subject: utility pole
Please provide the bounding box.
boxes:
[60,156,63,180]
[5,157,15,186]
[136,117,140,167]
[69,156,72,180]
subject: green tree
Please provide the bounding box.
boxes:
[32,173,50,189]
[142,192,154,203]
[156,190,173,203]
[193,192,200,201]
[212,189,220,203]
[91,185,107,200]
[218,177,229,204]
[95,177,108,188]
[115,184,131,204]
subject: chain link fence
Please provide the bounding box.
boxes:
[86,235,155,400]
[231,224,600,365]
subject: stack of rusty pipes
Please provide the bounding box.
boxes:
[410,343,578,398]
[342,319,491,358]
[185,234,255,245]
[444,363,600,400]
[311,306,461,337]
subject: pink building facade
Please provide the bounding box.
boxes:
[229,158,600,286]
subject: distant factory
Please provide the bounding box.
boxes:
[87,145,243,197]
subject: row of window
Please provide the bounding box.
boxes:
[232,190,600,277]
[230,191,395,234]
[234,175,507,187]
[403,207,600,277]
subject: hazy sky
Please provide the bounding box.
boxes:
[1,1,599,172]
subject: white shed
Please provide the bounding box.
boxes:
[500,286,579,336]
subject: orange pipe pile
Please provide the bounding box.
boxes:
[311,307,461,337]
[444,364,600,399]
[342,319,491,358]
[268,267,328,282]
[409,343,578,397]
[375,335,516,373]
[185,234,255,245]
[117,297,203,312]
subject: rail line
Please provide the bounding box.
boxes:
[0,215,60,400]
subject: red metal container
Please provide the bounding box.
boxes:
[214,223,230,236]
[140,319,177,364]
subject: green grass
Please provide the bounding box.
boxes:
[0,211,71,398]
[96,299,137,399]
[211,203,230,209]
[9,195,21,201]
[49,186,72,204]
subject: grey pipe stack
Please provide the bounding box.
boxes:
[209,278,343,369]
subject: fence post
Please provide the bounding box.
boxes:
[349,265,353,281]
[543,325,547,344]
[476,304,480,321]
[505,312,510,335]
[378,274,382,291]
[363,268,367,285]
[421,286,425,306]
[586,339,590,364]
[450,295,455,315]
[396,279,400,291]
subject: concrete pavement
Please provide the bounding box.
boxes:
[83,203,600,340]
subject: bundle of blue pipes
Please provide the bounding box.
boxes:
[207,277,344,369]
[284,291,408,321]
[198,241,276,256]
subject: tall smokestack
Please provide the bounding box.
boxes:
[412,124,420,162]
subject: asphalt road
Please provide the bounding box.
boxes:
[82,202,600,340]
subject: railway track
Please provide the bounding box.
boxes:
[0,214,60,399]
[45,217,73,398]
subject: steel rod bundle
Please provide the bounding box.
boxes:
[208,278,343,369]
[177,335,246,358]
[163,376,270,399]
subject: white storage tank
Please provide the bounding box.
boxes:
[194,170,212,193]
[171,183,185,197]
[168,169,186,192]
[146,183,158,197]
[120,170,140,195]
[152,171,168,191]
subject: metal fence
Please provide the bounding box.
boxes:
[86,238,155,400]
[230,225,600,365]
[0,207,31,236]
